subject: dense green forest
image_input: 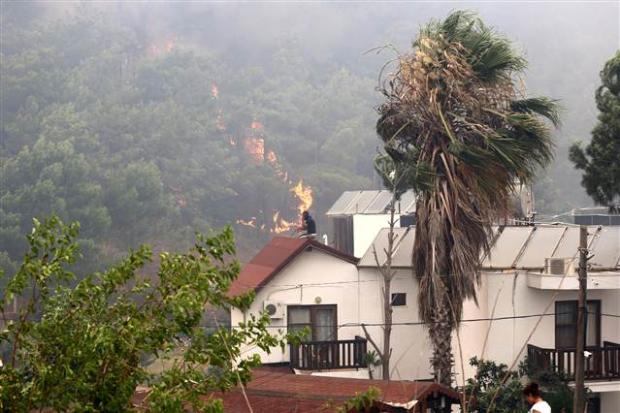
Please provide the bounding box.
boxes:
[0,3,378,273]
[1,2,617,274]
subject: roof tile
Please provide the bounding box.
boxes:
[229,237,358,296]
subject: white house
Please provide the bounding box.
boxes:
[325,190,416,257]
[357,224,620,413]
[230,223,620,411]
[229,236,371,378]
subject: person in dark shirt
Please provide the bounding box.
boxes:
[299,211,316,238]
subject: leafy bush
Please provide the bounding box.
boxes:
[0,216,287,412]
[464,357,573,413]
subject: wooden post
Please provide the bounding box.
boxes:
[573,226,588,413]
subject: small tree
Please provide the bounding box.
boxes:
[465,358,525,413]
[569,51,620,211]
[464,357,573,413]
[0,216,288,412]
[360,154,416,381]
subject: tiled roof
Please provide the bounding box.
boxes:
[212,369,459,412]
[229,237,358,296]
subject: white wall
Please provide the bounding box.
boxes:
[357,268,433,381]
[453,279,490,385]
[352,214,399,258]
[232,251,433,382]
[231,248,360,365]
[483,271,620,367]
[232,251,620,392]
[354,267,488,382]
[601,391,620,413]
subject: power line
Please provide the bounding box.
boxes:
[232,278,382,289]
[232,311,620,329]
[231,270,620,290]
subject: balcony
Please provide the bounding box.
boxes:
[527,342,620,381]
[290,338,368,370]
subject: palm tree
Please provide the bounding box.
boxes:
[376,11,559,388]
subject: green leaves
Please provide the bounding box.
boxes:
[0,217,287,412]
[464,357,574,413]
[336,386,381,413]
[569,51,620,210]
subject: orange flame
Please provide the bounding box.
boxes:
[272,211,297,234]
[236,218,257,228]
[266,150,278,165]
[216,110,226,131]
[148,39,175,56]
[291,179,313,214]
[244,137,265,163]
[234,118,314,234]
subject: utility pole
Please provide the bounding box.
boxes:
[573,225,588,413]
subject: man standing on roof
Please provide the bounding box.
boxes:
[298,211,316,238]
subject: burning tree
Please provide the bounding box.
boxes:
[376,11,558,389]
[233,119,314,234]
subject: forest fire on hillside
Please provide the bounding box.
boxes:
[272,211,296,233]
[236,217,266,230]
[210,86,314,234]
[148,39,175,56]
[269,179,314,234]
[243,137,265,163]
[234,139,314,233]
[292,179,313,214]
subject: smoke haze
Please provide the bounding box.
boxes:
[1,1,618,266]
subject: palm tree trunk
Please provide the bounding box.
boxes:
[428,292,454,413]
[428,295,454,387]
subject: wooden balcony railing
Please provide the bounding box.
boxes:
[290,338,368,370]
[527,341,620,381]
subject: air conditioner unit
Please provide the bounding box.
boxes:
[545,258,568,275]
[263,300,285,319]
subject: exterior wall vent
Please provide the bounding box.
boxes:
[545,257,569,275]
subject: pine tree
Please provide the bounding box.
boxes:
[570,51,620,211]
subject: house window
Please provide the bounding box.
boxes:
[288,305,337,342]
[555,300,601,349]
[391,293,407,306]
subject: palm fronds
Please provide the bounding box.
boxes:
[376,10,558,386]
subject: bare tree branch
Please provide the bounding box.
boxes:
[361,323,384,360]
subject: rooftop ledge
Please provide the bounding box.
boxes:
[527,272,620,290]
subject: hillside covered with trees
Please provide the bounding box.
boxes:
[1,4,379,273]
[1,2,617,274]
